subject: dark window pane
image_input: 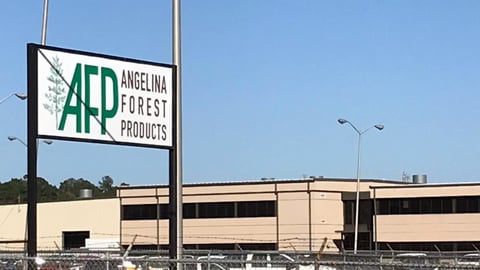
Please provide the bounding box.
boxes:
[358,200,372,225]
[122,204,157,220]
[390,199,400,214]
[375,196,480,215]
[457,197,468,213]
[344,201,354,224]
[183,203,196,218]
[468,197,479,212]
[420,198,432,213]
[159,204,168,219]
[431,198,442,213]
[443,198,453,213]
[198,202,234,218]
[63,231,90,249]
[237,201,276,217]
[377,200,388,215]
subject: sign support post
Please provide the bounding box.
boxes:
[170,0,183,262]
[27,45,39,258]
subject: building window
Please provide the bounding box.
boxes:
[456,197,480,213]
[122,201,278,220]
[420,198,432,213]
[344,201,354,225]
[358,200,372,224]
[390,199,400,214]
[237,201,276,217]
[402,200,409,209]
[159,204,168,219]
[343,199,372,225]
[122,204,157,220]
[376,196,480,215]
[183,203,196,218]
[198,202,235,218]
[63,231,90,249]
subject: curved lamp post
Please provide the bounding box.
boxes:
[7,135,52,255]
[0,93,27,105]
[338,118,383,254]
[7,136,52,148]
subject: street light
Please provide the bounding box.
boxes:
[7,136,52,147]
[7,135,52,255]
[337,118,383,254]
[0,92,27,105]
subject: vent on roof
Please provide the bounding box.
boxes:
[412,174,427,184]
[79,189,93,199]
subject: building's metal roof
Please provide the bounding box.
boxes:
[371,181,480,189]
[116,177,404,189]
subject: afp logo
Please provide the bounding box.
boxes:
[53,62,119,135]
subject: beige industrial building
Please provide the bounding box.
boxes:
[373,182,480,251]
[118,178,401,252]
[0,198,119,250]
[1,177,480,252]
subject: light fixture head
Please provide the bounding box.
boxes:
[337,118,348,124]
[7,136,16,141]
[43,139,53,145]
[14,93,27,100]
[374,124,384,131]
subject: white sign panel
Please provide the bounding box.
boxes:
[34,45,174,148]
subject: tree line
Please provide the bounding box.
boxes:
[0,175,116,205]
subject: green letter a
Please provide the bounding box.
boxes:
[59,63,82,132]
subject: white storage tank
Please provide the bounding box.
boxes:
[79,188,93,199]
[412,174,427,184]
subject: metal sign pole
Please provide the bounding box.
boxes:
[40,0,49,45]
[169,0,183,263]
[27,45,39,258]
[27,0,48,258]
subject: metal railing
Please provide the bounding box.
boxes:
[1,250,480,270]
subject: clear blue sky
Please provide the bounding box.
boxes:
[1,1,480,186]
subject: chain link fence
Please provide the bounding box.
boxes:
[1,250,480,270]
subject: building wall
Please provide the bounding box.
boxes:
[376,214,480,242]
[0,203,26,250]
[0,198,120,250]
[118,179,392,252]
[6,178,456,252]
[373,183,480,248]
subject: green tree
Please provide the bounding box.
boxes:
[59,178,101,199]
[43,55,66,128]
[0,178,27,204]
[0,176,116,205]
[98,176,116,198]
[37,177,62,202]
[0,177,62,204]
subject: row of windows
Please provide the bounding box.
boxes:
[376,196,480,215]
[122,200,276,220]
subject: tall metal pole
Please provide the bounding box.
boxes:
[41,0,48,45]
[353,134,361,255]
[337,118,383,255]
[171,0,183,262]
[27,45,39,258]
[28,0,48,257]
